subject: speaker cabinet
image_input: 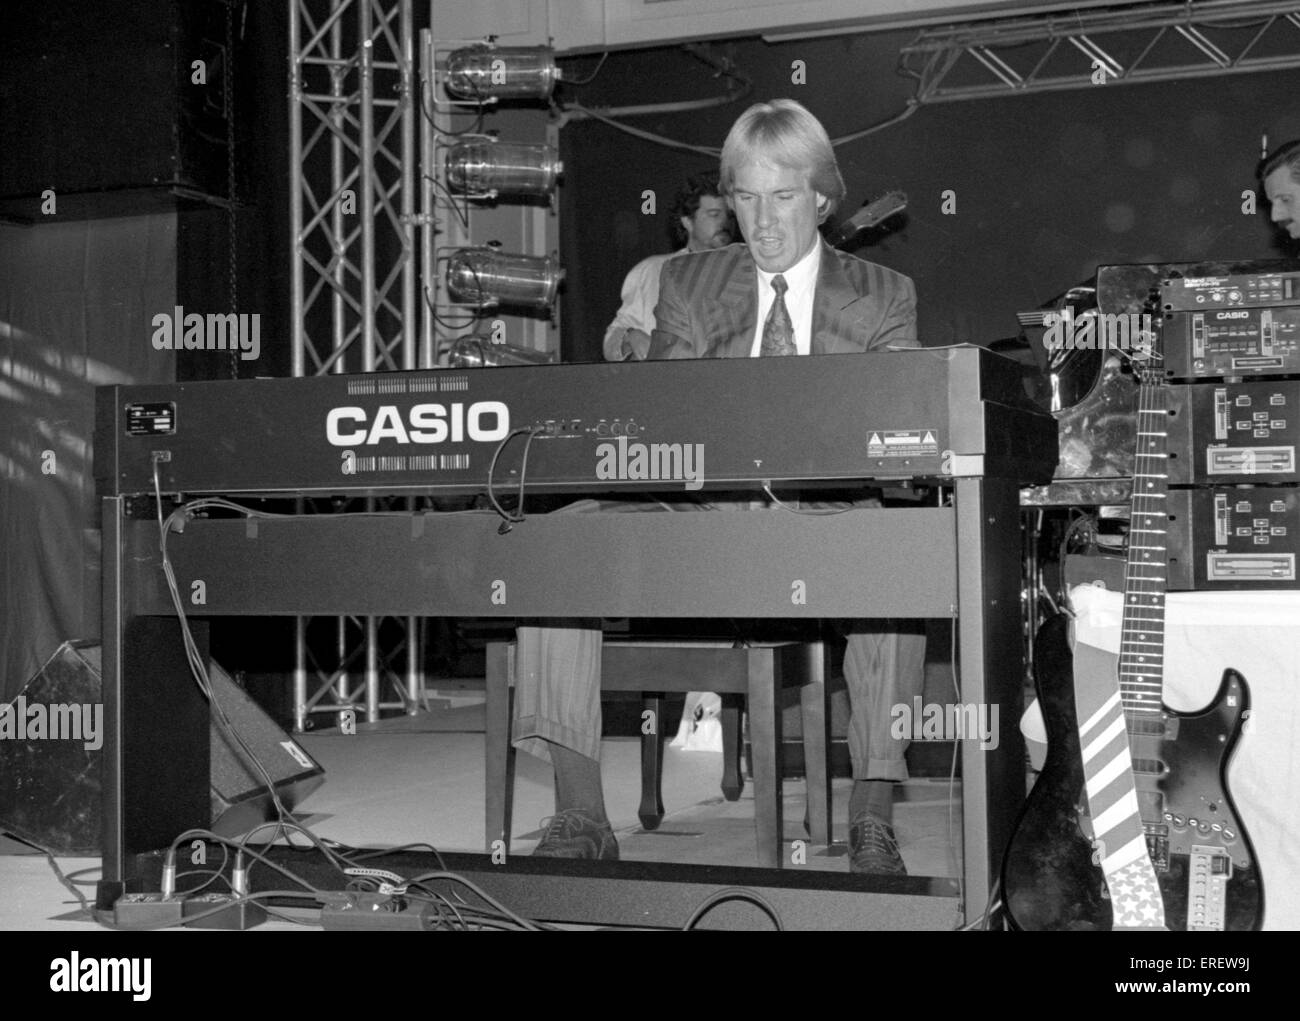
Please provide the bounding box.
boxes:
[0,638,324,855]
[206,658,326,838]
[0,0,232,223]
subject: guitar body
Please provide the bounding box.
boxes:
[1002,614,1264,930]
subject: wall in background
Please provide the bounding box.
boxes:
[0,216,176,701]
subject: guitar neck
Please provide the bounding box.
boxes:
[1119,374,1169,723]
[825,191,906,248]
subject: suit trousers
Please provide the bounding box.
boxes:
[511,497,927,781]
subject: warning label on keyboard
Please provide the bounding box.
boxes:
[867,429,939,458]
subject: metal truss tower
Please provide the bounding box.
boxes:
[288,0,422,731]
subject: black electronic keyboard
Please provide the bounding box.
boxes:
[95,345,1057,497]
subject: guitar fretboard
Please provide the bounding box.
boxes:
[1120,364,1169,723]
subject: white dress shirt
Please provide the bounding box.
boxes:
[748,241,821,357]
[601,248,686,361]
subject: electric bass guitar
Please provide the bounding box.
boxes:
[1002,347,1263,930]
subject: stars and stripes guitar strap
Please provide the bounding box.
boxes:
[1072,634,1168,930]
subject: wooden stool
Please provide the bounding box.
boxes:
[485,639,830,868]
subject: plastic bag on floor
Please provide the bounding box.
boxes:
[670,691,722,752]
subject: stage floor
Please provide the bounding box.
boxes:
[0,704,962,931]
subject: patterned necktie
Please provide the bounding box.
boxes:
[761,274,796,356]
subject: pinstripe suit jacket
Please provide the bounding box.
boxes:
[647,241,918,360]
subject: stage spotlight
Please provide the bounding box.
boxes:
[444,45,559,101]
[448,337,554,367]
[445,248,563,309]
[445,139,562,198]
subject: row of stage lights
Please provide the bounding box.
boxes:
[439,45,564,318]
